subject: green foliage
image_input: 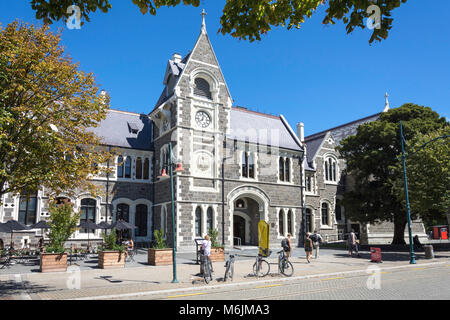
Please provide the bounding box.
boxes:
[28,0,408,43]
[153,228,167,249]
[0,21,113,200]
[208,228,222,248]
[100,228,124,252]
[46,203,80,253]
[337,104,448,244]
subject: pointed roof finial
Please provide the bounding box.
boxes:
[383,92,390,112]
[201,9,207,33]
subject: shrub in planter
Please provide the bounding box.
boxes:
[98,228,125,269]
[41,203,80,273]
[148,228,172,266]
[208,228,225,262]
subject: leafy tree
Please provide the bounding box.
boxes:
[0,21,112,200]
[46,202,80,253]
[30,0,408,43]
[337,104,448,244]
[394,127,450,228]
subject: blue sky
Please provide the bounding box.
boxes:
[1,1,449,136]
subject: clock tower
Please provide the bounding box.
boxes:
[150,10,233,249]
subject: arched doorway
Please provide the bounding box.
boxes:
[233,197,261,246]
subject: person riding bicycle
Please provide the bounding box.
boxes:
[200,234,213,273]
[281,233,292,261]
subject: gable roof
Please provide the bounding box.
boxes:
[88,109,153,150]
[304,112,382,167]
[228,107,303,152]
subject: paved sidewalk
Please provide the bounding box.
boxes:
[1,248,449,300]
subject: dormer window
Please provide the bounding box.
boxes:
[128,122,139,134]
[194,78,212,100]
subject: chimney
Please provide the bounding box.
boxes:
[296,122,305,142]
[172,53,182,64]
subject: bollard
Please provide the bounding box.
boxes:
[424,245,434,259]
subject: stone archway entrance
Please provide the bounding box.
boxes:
[228,186,270,247]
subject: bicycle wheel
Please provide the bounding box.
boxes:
[253,259,270,277]
[280,260,294,277]
[224,261,231,282]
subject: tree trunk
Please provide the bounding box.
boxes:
[392,216,407,245]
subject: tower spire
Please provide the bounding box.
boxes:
[201,9,207,34]
[383,92,390,112]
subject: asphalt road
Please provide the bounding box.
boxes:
[116,263,450,300]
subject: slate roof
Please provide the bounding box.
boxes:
[303,112,382,169]
[228,107,303,152]
[88,109,153,150]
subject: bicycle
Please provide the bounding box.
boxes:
[253,247,271,277]
[277,250,294,277]
[202,254,213,284]
[224,254,235,282]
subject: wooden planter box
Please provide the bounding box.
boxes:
[98,251,125,269]
[209,247,225,262]
[148,248,173,266]
[40,253,67,273]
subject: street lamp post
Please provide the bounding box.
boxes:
[159,142,183,283]
[399,121,416,264]
[399,121,449,265]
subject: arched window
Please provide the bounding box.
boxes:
[136,157,142,179]
[242,152,248,178]
[285,158,290,182]
[279,210,284,236]
[207,207,213,233]
[335,199,342,221]
[305,208,312,233]
[248,153,255,178]
[195,207,202,237]
[80,198,96,233]
[135,204,148,237]
[117,156,124,178]
[321,203,329,226]
[325,157,337,182]
[143,158,150,180]
[306,175,312,192]
[279,158,285,181]
[194,78,212,100]
[117,204,130,222]
[19,192,37,226]
[287,210,293,235]
[124,157,131,178]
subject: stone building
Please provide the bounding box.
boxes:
[0,15,305,251]
[299,94,427,245]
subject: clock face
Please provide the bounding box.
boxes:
[195,111,211,128]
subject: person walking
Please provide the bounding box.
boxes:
[311,230,323,259]
[281,233,292,261]
[304,232,313,263]
[201,234,213,273]
[347,229,360,257]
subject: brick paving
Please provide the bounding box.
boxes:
[0,248,449,300]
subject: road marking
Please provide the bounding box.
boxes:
[167,292,207,299]
[255,284,282,289]
[321,277,345,281]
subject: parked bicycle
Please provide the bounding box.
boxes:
[253,247,271,277]
[277,250,294,277]
[224,254,235,282]
[202,253,213,284]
